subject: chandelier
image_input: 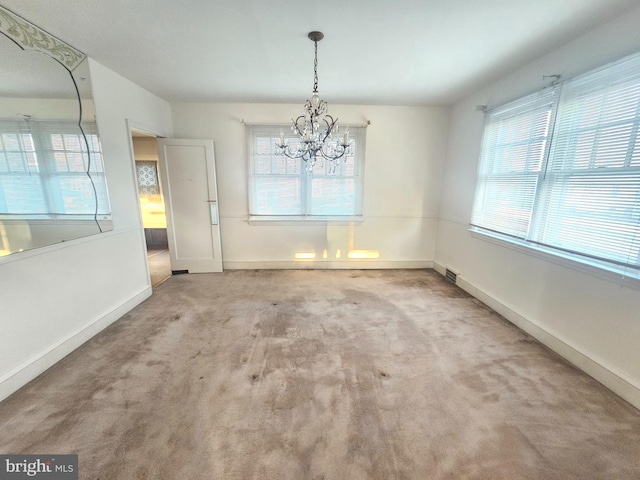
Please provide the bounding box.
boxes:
[275,31,350,172]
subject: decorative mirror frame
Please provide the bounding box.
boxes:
[0,5,113,256]
[0,6,85,70]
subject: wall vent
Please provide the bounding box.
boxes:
[445,268,458,284]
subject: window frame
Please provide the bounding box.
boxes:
[246,124,366,223]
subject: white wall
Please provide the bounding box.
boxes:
[133,137,161,161]
[0,59,173,401]
[171,103,449,269]
[435,5,640,408]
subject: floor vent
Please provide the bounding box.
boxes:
[445,268,458,284]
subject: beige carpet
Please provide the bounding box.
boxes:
[1,269,639,479]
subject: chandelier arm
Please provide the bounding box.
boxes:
[291,115,306,137]
[319,117,331,143]
[320,139,346,160]
[280,149,309,160]
[321,115,339,144]
[320,147,347,162]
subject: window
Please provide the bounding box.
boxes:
[471,88,556,238]
[471,51,640,280]
[0,120,110,218]
[247,125,365,219]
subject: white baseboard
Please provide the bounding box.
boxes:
[432,262,640,409]
[433,262,447,276]
[0,287,152,403]
[223,260,433,270]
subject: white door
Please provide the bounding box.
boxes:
[157,139,223,273]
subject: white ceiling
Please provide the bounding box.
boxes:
[2,0,638,106]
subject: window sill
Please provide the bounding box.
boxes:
[248,215,364,226]
[0,215,111,222]
[469,226,640,290]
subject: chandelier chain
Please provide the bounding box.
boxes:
[313,40,319,93]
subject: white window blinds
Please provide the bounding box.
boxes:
[532,55,640,268]
[471,88,556,238]
[471,50,640,277]
[0,120,110,217]
[247,125,365,217]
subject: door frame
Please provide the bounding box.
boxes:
[126,119,170,285]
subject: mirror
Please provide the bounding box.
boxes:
[0,6,112,256]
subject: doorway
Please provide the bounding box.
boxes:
[130,128,171,286]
